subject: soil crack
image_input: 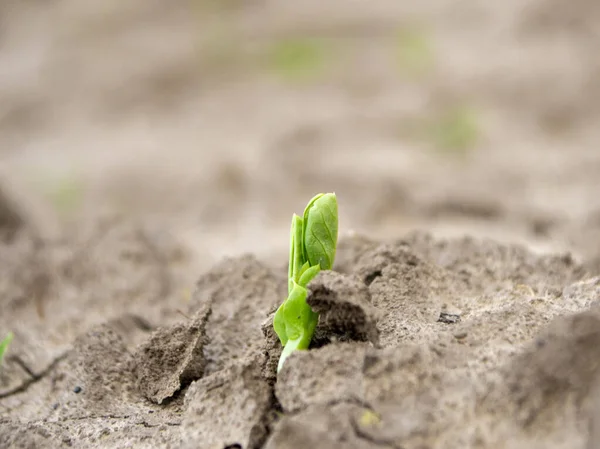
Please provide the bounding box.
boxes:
[0,352,69,399]
[9,415,182,428]
[9,355,38,379]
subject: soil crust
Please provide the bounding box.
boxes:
[1,229,599,448]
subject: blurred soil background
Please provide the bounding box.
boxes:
[1,0,599,271]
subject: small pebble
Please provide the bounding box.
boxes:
[438,312,461,324]
[454,332,468,340]
[73,386,82,394]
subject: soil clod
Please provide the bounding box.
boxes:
[181,355,273,449]
[307,271,380,346]
[189,255,287,375]
[265,403,386,449]
[438,312,461,324]
[134,304,211,405]
[276,343,368,413]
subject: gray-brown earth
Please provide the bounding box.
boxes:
[2,1,600,448]
[2,229,599,448]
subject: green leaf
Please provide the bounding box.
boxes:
[274,280,317,347]
[274,281,316,346]
[303,193,338,270]
[297,261,311,280]
[275,281,319,372]
[298,264,320,288]
[0,332,14,366]
[283,282,315,341]
[273,302,288,346]
[288,214,305,293]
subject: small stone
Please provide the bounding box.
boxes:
[454,332,468,340]
[438,312,461,324]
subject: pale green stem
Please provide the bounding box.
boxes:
[277,326,315,373]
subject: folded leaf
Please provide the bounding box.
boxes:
[303,193,338,270]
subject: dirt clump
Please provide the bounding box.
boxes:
[182,354,274,449]
[49,324,139,419]
[1,324,183,449]
[350,241,453,347]
[506,308,600,428]
[135,303,211,404]
[275,343,369,413]
[402,232,587,295]
[188,254,287,376]
[307,271,380,346]
[265,403,382,449]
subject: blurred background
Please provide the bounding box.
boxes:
[1,0,600,273]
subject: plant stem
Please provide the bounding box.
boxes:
[278,337,305,373]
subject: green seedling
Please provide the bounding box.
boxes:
[266,37,328,82]
[396,26,434,78]
[273,193,338,372]
[429,105,479,155]
[0,332,14,367]
[48,177,84,217]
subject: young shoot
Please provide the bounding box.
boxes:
[0,332,14,367]
[273,193,338,372]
